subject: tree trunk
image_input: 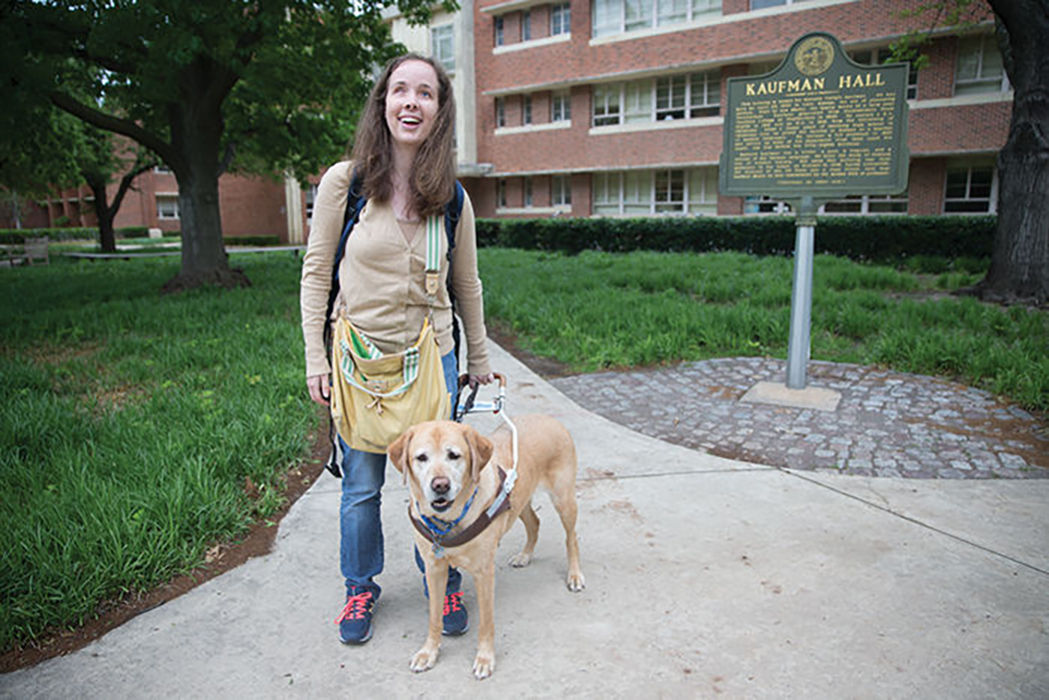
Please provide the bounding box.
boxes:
[84,176,117,253]
[969,0,1049,306]
[161,66,249,293]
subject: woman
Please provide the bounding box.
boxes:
[300,53,493,645]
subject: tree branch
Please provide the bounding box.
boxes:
[47,91,175,168]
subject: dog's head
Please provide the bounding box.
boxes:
[388,421,494,516]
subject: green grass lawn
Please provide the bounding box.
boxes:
[1,247,1045,652]
[0,253,319,650]
[478,248,1048,412]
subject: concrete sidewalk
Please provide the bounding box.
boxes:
[2,341,1047,698]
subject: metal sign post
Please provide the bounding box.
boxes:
[720,32,909,398]
[786,196,817,388]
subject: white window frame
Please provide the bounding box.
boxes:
[552,175,572,206]
[497,179,508,208]
[306,184,318,226]
[750,0,809,9]
[592,85,621,126]
[944,164,997,214]
[594,70,721,125]
[495,97,507,128]
[955,34,1009,96]
[524,177,534,207]
[551,2,571,35]
[820,193,909,215]
[551,91,571,122]
[156,194,180,220]
[523,94,533,125]
[592,0,722,38]
[153,164,172,175]
[521,9,532,40]
[592,168,711,216]
[494,16,505,46]
[431,24,455,72]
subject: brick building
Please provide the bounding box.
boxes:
[393,0,1010,220]
[7,0,1010,237]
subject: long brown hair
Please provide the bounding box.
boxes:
[349,53,456,218]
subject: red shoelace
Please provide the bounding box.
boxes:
[334,590,373,624]
[443,591,463,616]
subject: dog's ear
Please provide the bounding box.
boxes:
[464,425,494,485]
[387,427,414,486]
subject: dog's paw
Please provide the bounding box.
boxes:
[409,645,439,673]
[473,651,495,680]
[508,551,532,568]
[566,571,586,592]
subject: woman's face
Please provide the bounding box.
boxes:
[384,59,440,153]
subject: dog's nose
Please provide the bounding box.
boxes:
[431,476,450,495]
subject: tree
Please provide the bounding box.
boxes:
[79,133,158,253]
[0,97,156,250]
[3,0,446,291]
[895,0,1049,305]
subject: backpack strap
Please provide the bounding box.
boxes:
[445,180,465,382]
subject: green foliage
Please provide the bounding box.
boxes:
[476,215,996,264]
[0,255,320,650]
[0,228,149,243]
[478,248,1048,412]
[225,235,283,247]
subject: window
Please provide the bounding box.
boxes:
[688,168,717,214]
[655,75,687,120]
[955,34,1008,96]
[521,10,531,40]
[654,170,685,212]
[306,185,318,226]
[552,91,571,122]
[153,164,172,174]
[592,168,712,215]
[494,16,505,46]
[431,24,454,72]
[822,193,908,215]
[551,3,571,34]
[851,48,918,100]
[689,71,720,117]
[744,195,792,214]
[495,97,506,128]
[497,179,508,208]
[750,0,810,9]
[156,195,180,219]
[624,80,653,123]
[594,71,720,125]
[524,177,534,207]
[592,85,621,126]
[625,0,654,31]
[552,175,572,206]
[592,0,722,37]
[944,165,996,213]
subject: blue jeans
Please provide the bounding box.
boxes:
[339,350,461,600]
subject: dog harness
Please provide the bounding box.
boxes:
[410,466,513,557]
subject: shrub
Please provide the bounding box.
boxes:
[476,215,996,264]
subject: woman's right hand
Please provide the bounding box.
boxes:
[307,373,331,406]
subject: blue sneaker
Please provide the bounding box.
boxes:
[442,591,468,636]
[336,587,375,644]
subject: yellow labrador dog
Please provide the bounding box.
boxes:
[388,413,585,679]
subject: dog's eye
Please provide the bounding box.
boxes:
[415,453,429,463]
[446,449,461,461]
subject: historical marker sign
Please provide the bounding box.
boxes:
[720,32,910,199]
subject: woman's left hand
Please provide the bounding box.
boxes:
[468,373,495,389]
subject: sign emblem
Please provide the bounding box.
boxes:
[794,36,834,76]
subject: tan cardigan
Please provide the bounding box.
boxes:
[300,160,491,379]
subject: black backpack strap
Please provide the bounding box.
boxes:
[323,168,367,478]
[444,181,465,404]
